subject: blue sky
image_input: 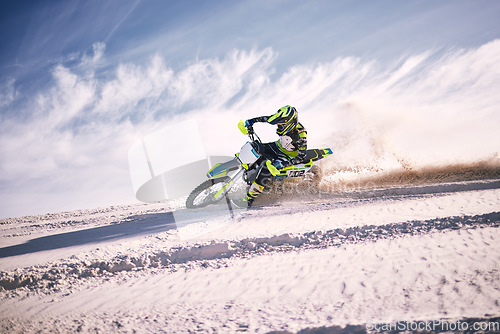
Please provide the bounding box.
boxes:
[1,0,500,218]
[3,0,499,94]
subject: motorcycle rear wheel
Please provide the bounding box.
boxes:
[185,176,231,209]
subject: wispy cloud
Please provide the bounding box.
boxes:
[79,42,106,68]
[0,78,17,108]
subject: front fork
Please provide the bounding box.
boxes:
[212,167,245,201]
[211,158,269,201]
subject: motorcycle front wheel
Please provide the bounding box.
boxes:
[185,176,231,209]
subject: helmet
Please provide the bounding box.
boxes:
[267,105,298,136]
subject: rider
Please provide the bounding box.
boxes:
[240,105,307,207]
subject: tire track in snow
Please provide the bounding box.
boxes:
[1,211,499,295]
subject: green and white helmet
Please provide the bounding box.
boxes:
[267,105,298,136]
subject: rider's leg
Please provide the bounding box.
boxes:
[245,142,289,207]
[246,180,264,204]
[245,164,271,206]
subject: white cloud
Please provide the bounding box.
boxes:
[80,42,106,68]
[0,79,17,108]
[96,54,173,118]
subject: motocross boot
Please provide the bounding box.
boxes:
[246,181,265,207]
[232,181,264,208]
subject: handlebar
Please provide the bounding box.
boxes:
[238,119,262,145]
[247,127,261,144]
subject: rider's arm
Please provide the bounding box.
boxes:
[245,116,269,127]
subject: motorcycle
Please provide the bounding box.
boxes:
[185,120,332,209]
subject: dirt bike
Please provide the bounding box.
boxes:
[185,120,332,209]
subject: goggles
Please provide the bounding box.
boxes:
[277,122,294,134]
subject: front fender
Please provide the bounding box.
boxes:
[206,158,240,179]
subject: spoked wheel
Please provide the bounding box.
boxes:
[185,177,231,209]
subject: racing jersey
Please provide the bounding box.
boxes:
[247,116,307,167]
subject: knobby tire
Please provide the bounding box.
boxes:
[185,177,231,209]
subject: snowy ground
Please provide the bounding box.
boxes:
[1,176,500,333]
